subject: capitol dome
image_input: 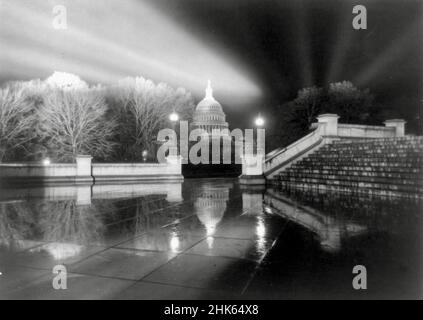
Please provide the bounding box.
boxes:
[191,80,229,135]
[194,184,230,236]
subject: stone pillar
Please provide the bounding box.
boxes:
[166,154,184,181]
[239,152,266,184]
[76,185,92,206]
[384,119,406,137]
[241,153,264,175]
[317,114,339,136]
[76,155,93,183]
[239,132,266,185]
[165,183,183,202]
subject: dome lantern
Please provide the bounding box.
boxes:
[205,79,213,99]
[191,80,229,136]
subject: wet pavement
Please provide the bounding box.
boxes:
[0,178,422,299]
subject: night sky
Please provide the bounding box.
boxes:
[148,0,422,132]
[1,0,422,134]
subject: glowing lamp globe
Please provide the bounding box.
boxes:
[42,158,51,166]
[169,112,179,122]
[255,116,265,127]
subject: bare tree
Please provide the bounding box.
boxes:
[36,200,104,245]
[109,77,194,161]
[39,88,117,162]
[0,85,36,162]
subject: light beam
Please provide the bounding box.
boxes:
[353,23,418,86]
[0,0,261,101]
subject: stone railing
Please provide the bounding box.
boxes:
[337,124,396,138]
[0,155,183,184]
[261,114,406,180]
[92,160,182,182]
[264,126,324,178]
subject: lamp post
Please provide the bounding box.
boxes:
[169,111,179,157]
[253,113,265,154]
[238,112,266,185]
[142,150,148,162]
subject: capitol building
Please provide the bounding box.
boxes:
[191,80,229,138]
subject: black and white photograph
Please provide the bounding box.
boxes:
[0,0,422,304]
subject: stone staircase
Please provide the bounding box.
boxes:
[275,136,423,197]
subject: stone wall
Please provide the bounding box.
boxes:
[0,155,183,184]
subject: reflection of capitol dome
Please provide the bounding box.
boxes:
[194,184,231,235]
[191,80,229,135]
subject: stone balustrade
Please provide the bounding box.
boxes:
[0,155,183,184]
[260,114,408,180]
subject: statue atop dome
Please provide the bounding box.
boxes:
[205,79,213,99]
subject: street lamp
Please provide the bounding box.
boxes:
[255,114,264,127]
[169,111,179,122]
[42,158,51,166]
[168,111,179,158]
[254,114,265,156]
[142,150,148,162]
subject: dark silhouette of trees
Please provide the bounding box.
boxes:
[108,77,194,161]
[276,81,378,147]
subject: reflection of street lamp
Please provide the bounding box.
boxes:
[142,150,148,162]
[255,114,265,127]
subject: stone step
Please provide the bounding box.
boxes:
[322,144,422,151]
[277,177,423,194]
[318,149,422,156]
[290,164,422,172]
[275,181,422,198]
[316,150,422,156]
[293,164,423,171]
[282,169,423,180]
[321,147,422,154]
[331,136,423,145]
[274,136,423,197]
[315,147,422,152]
[279,172,423,186]
[293,157,423,165]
